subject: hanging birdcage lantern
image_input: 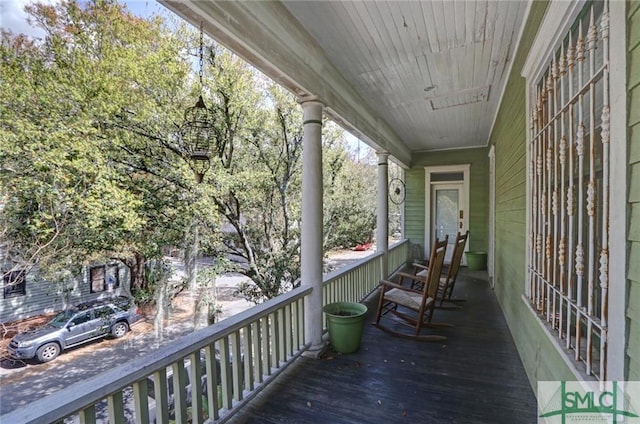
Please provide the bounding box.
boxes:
[183,94,214,183]
[182,23,215,183]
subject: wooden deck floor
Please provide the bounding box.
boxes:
[230,270,536,424]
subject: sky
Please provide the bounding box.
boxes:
[1,0,51,37]
[0,0,165,37]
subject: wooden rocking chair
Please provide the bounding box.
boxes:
[439,231,469,305]
[409,231,469,306]
[373,236,449,341]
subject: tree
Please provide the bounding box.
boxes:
[323,136,377,250]
[200,47,304,302]
[1,0,380,315]
[0,1,199,295]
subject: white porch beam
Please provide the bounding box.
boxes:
[158,0,411,167]
[300,99,325,356]
[377,152,389,278]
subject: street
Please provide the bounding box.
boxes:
[0,272,253,416]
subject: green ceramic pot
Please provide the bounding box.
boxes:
[323,302,368,354]
[465,251,487,271]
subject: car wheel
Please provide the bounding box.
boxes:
[111,321,129,338]
[36,342,60,363]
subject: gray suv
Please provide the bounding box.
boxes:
[8,296,140,363]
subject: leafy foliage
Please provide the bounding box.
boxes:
[323,139,377,250]
[0,0,197,292]
[1,0,380,309]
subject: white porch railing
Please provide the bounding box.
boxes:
[322,238,409,306]
[3,239,409,424]
[387,238,410,276]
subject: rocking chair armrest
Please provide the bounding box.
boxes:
[378,280,422,295]
[397,271,427,282]
[412,262,429,271]
[378,279,404,290]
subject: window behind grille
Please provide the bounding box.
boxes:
[527,0,610,381]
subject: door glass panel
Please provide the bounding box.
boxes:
[435,189,459,246]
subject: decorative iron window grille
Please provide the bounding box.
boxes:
[527,0,609,381]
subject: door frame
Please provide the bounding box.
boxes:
[424,164,470,258]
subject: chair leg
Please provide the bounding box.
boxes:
[442,282,466,304]
[375,287,385,325]
[422,308,454,328]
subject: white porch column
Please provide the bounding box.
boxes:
[377,151,389,278]
[300,98,325,356]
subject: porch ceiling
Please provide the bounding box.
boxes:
[158,1,528,166]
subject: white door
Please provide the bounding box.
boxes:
[432,183,465,263]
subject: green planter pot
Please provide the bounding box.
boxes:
[465,251,487,271]
[323,302,368,354]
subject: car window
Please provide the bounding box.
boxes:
[70,312,92,326]
[50,310,77,328]
[94,306,114,319]
[113,297,132,311]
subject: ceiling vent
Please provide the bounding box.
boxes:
[427,85,491,111]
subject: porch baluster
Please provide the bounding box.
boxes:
[219,338,233,410]
[172,358,188,423]
[153,367,170,424]
[297,298,305,351]
[242,325,255,392]
[269,313,278,375]
[231,331,243,402]
[132,379,150,424]
[107,391,125,424]
[79,405,96,424]
[277,308,286,365]
[284,303,293,358]
[250,321,262,386]
[188,350,204,424]
[204,343,220,420]
[261,315,270,377]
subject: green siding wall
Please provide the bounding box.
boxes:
[627,1,640,382]
[487,1,577,387]
[403,0,636,387]
[405,148,489,254]
[405,167,425,249]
